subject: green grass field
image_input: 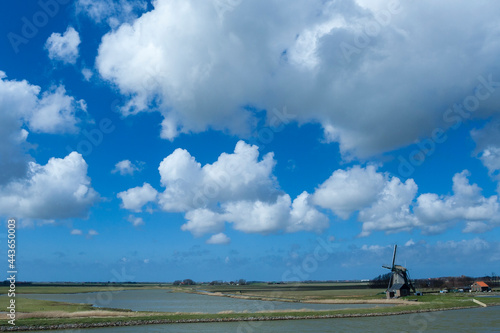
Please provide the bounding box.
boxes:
[0,296,96,313]
[179,282,387,301]
[0,283,169,295]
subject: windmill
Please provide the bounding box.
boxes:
[383,245,415,298]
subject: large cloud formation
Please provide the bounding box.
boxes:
[313,166,500,236]
[157,141,278,212]
[118,141,329,240]
[0,72,97,220]
[97,0,500,158]
[312,165,418,235]
[0,71,87,184]
[415,171,500,234]
[117,142,500,240]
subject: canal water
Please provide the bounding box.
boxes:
[26,306,500,333]
[19,290,393,313]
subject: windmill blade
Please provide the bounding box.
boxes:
[391,244,397,268]
[382,265,392,270]
[406,269,416,293]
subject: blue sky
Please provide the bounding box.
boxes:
[1,0,500,283]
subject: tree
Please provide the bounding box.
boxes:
[369,273,392,289]
[183,279,196,285]
[173,280,181,286]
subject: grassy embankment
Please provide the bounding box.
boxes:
[0,283,498,331]
[184,282,389,301]
[0,284,168,295]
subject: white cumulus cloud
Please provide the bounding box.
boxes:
[358,177,418,236]
[112,159,142,176]
[117,182,158,212]
[88,229,99,237]
[0,152,99,219]
[45,27,81,64]
[77,0,148,28]
[224,193,328,234]
[27,86,87,134]
[181,208,226,237]
[158,141,278,212]
[127,214,145,227]
[121,141,329,237]
[206,233,230,245]
[0,72,87,184]
[471,119,500,193]
[415,170,500,234]
[82,68,93,81]
[312,165,386,219]
[311,165,500,236]
[117,146,500,238]
[405,239,415,247]
[312,165,418,236]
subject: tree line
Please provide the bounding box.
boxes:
[369,273,500,290]
[172,279,247,286]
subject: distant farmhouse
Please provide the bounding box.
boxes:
[471,281,491,292]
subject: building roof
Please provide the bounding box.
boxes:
[475,281,489,287]
[388,283,409,292]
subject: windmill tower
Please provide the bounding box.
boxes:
[383,245,415,298]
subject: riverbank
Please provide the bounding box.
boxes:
[190,289,412,305]
[1,304,499,332]
[180,284,411,304]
